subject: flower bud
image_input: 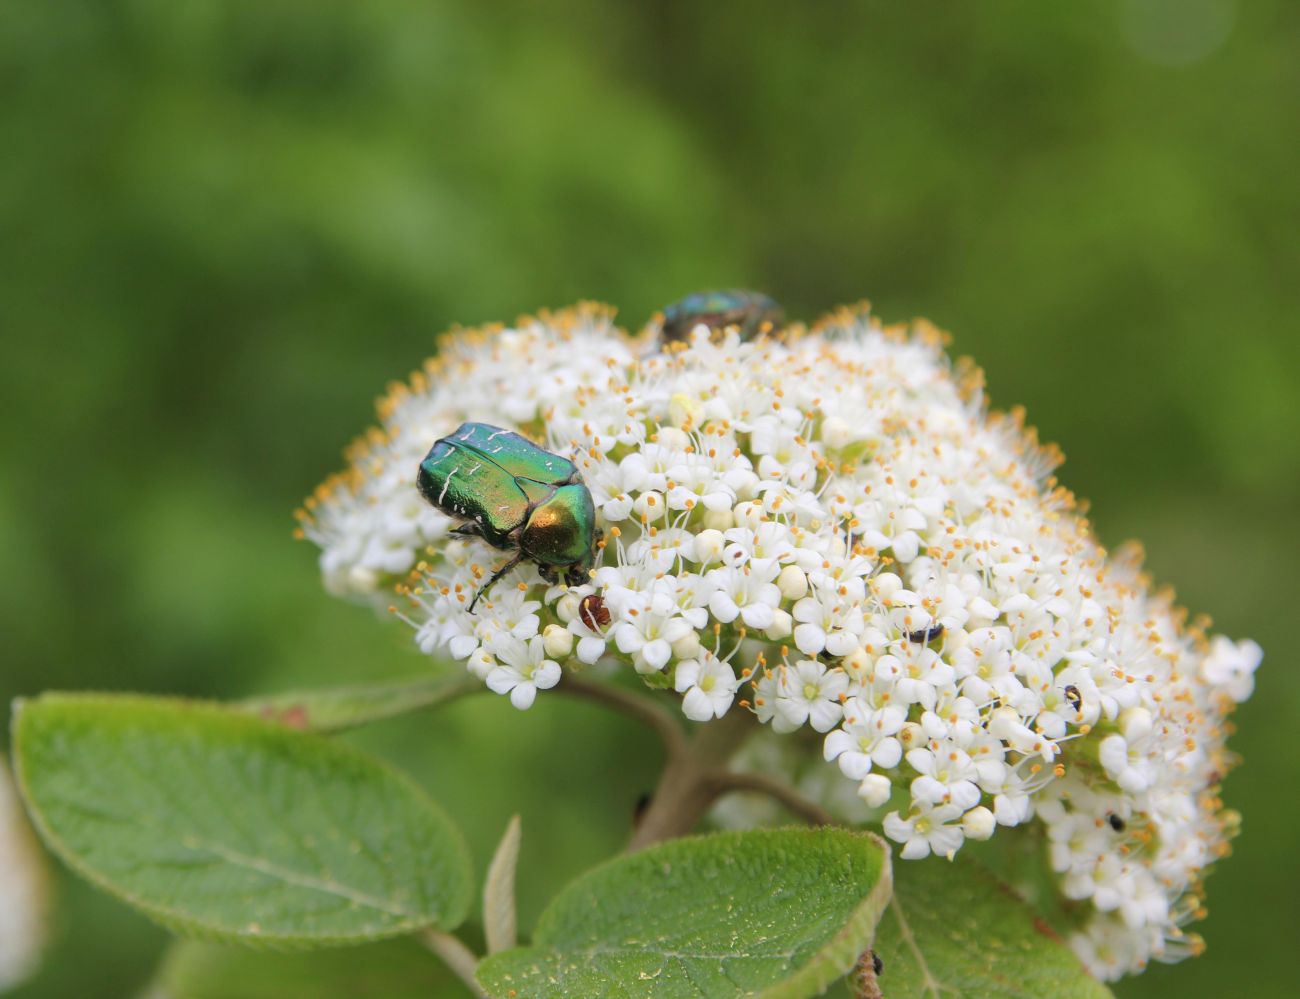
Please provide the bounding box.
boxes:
[694,529,726,563]
[702,507,734,531]
[1120,706,1153,743]
[467,648,496,680]
[858,773,892,807]
[764,609,793,641]
[348,566,380,593]
[633,491,664,521]
[777,564,809,601]
[542,624,573,659]
[962,806,996,841]
[672,630,702,660]
[821,416,854,450]
[656,427,689,450]
[733,500,764,531]
[842,646,872,680]
[554,591,581,623]
[871,572,903,600]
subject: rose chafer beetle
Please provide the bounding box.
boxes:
[417,422,599,612]
[659,289,784,344]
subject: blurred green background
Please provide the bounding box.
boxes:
[1,1,1295,996]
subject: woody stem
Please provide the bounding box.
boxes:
[625,708,758,851]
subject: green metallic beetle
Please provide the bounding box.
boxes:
[417,422,599,612]
[660,289,784,344]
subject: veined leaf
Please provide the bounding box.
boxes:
[12,693,473,947]
[477,826,891,999]
[871,853,1113,998]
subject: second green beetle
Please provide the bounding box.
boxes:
[660,289,783,343]
[417,422,599,611]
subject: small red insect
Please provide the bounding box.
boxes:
[579,593,611,632]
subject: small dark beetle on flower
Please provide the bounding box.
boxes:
[906,623,945,644]
[1064,684,1083,713]
[659,289,784,343]
[417,422,599,612]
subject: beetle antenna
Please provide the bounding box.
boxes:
[468,552,525,614]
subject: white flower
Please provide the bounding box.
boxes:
[582,452,647,522]
[905,746,982,811]
[542,624,573,659]
[823,699,905,779]
[1199,636,1262,702]
[883,800,965,859]
[706,562,782,630]
[305,300,1259,981]
[611,592,695,674]
[1099,734,1152,794]
[771,660,849,733]
[962,805,996,841]
[675,655,739,721]
[857,773,894,808]
[483,635,561,709]
[564,595,610,665]
[791,580,867,656]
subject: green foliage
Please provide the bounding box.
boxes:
[0,1,1294,996]
[477,827,891,999]
[238,672,480,734]
[872,855,1112,999]
[156,937,475,998]
[12,694,472,946]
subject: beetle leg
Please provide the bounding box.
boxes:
[537,563,559,586]
[562,565,583,587]
[468,551,525,614]
[450,522,483,538]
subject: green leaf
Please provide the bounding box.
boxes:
[155,937,476,998]
[871,854,1113,998]
[477,826,891,999]
[12,693,473,946]
[238,673,481,733]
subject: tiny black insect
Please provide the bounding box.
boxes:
[1064,684,1082,712]
[851,949,885,998]
[1107,813,1126,833]
[906,623,945,643]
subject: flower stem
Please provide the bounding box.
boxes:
[704,770,836,827]
[557,674,689,764]
[625,708,757,851]
[421,929,487,998]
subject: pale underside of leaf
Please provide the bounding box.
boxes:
[484,814,522,954]
[237,672,480,734]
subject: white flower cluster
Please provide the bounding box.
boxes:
[0,755,47,993]
[300,302,1259,980]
